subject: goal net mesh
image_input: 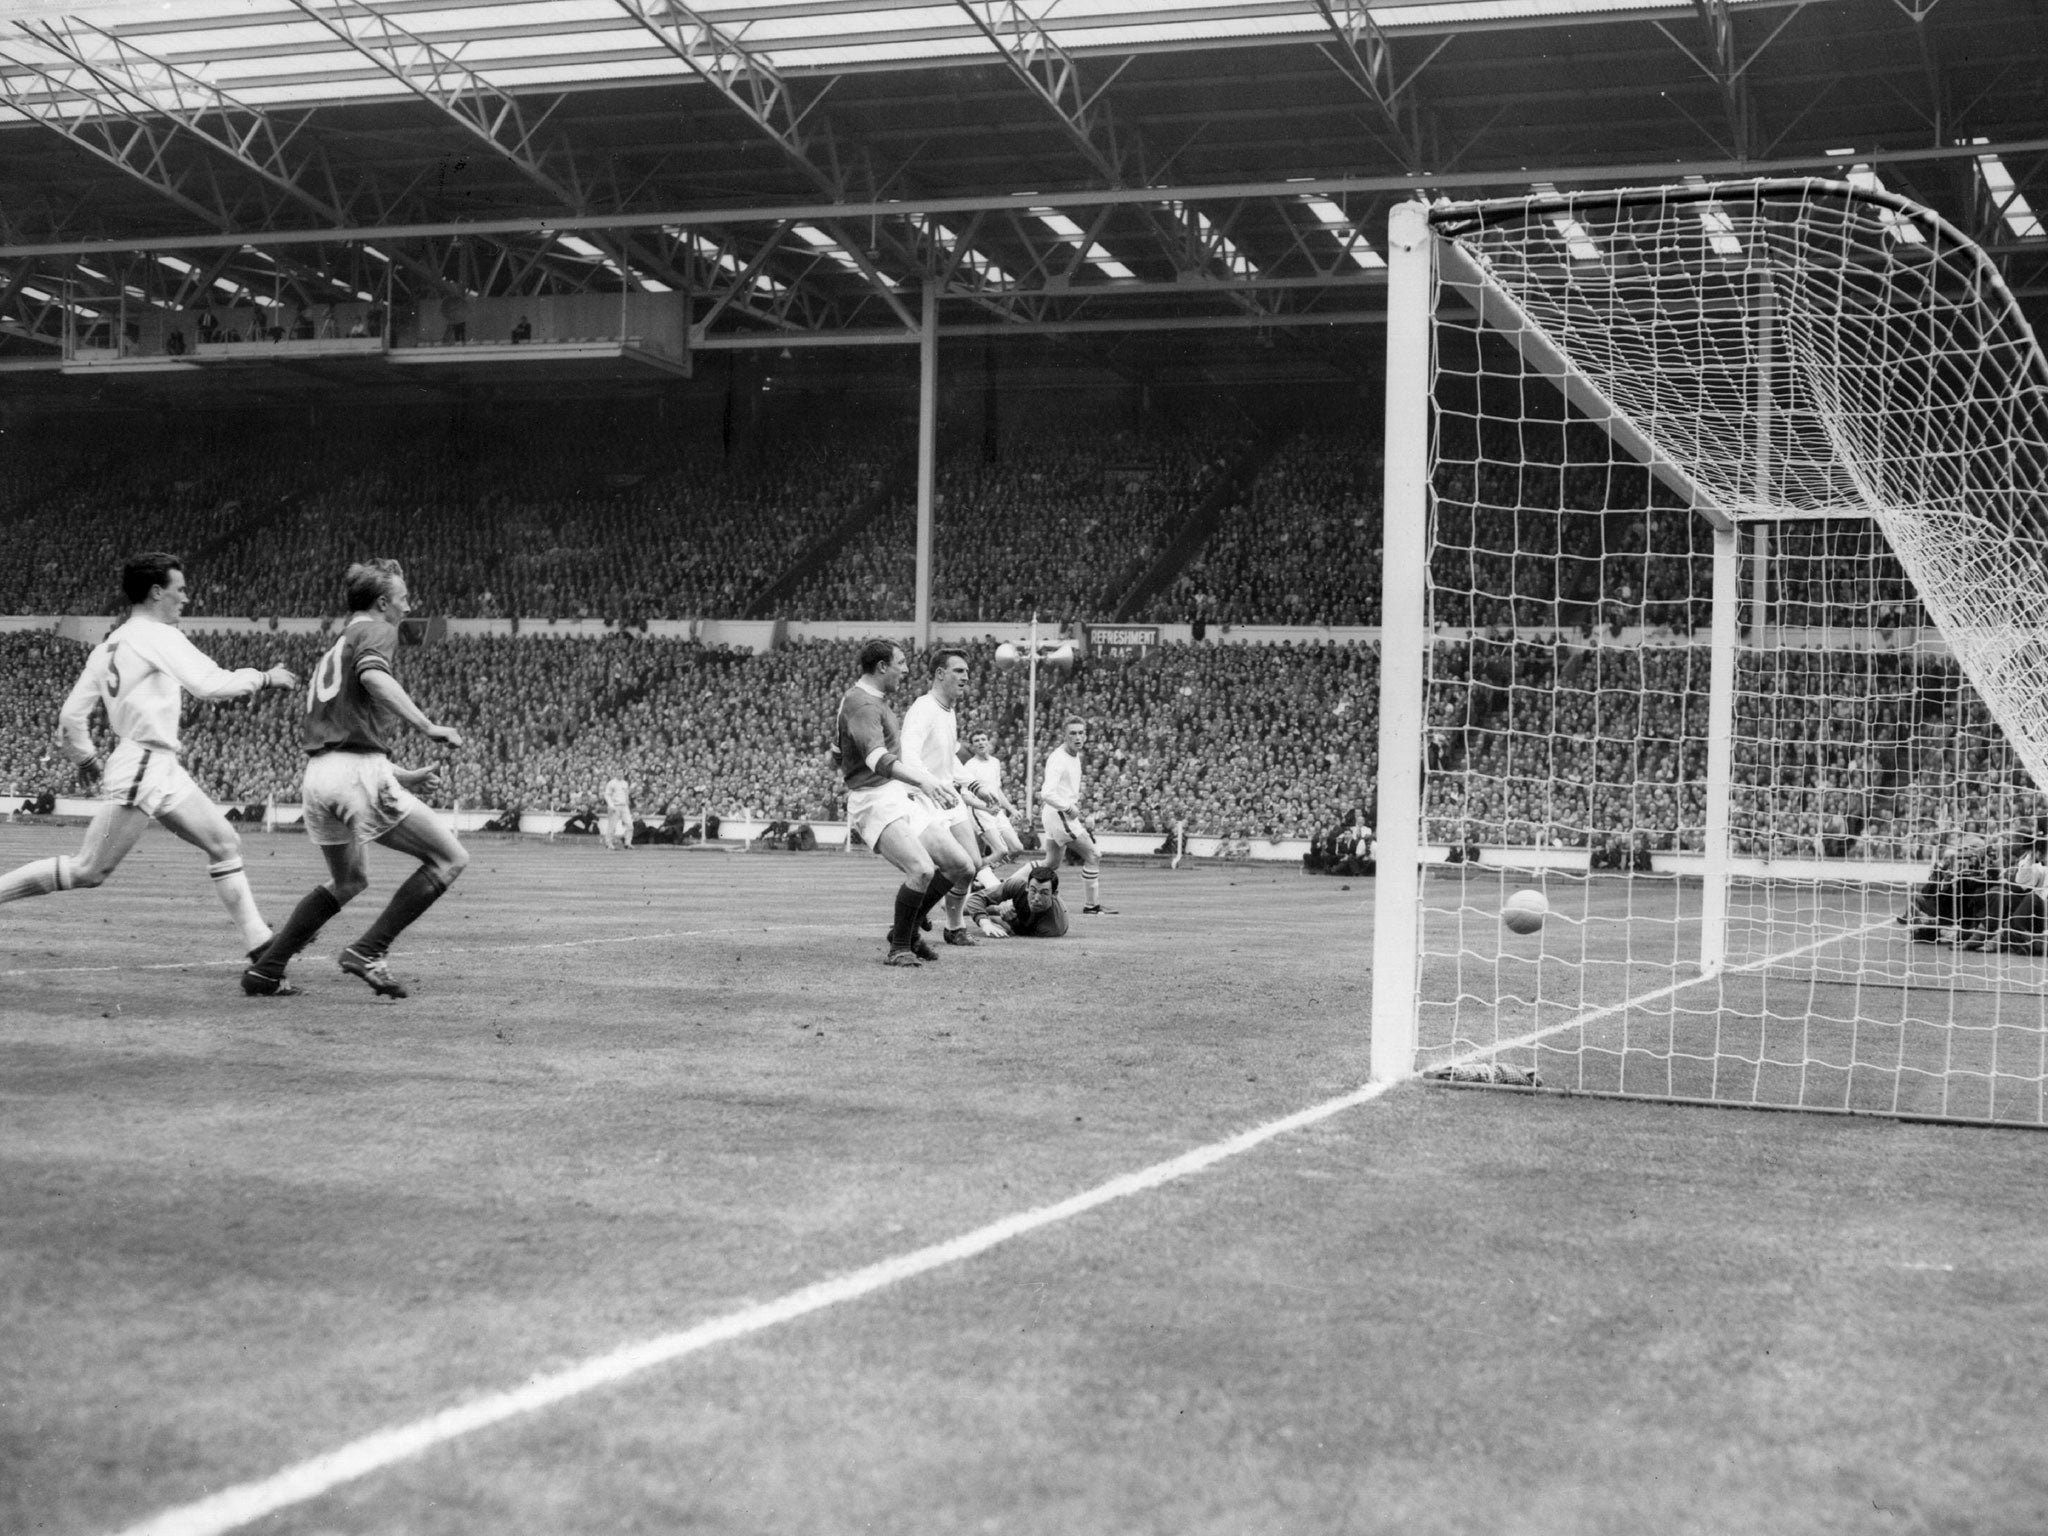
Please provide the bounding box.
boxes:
[1414,179,2048,1126]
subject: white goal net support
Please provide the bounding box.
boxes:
[1372,179,2048,1127]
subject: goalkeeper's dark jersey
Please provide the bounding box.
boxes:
[968,867,1069,937]
[303,619,401,756]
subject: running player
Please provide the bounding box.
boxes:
[601,774,634,850]
[1039,715,1114,914]
[961,728,1027,869]
[241,558,468,999]
[0,551,298,956]
[900,649,989,947]
[835,638,977,967]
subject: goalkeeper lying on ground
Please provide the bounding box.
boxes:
[964,863,1069,938]
[1906,820,2048,953]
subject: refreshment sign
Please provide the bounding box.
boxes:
[1087,623,1159,662]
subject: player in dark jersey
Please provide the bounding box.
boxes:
[835,638,977,966]
[964,863,1069,937]
[241,558,468,998]
[1906,820,2048,953]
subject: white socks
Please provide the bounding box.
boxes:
[0,855,70,904]
[209,859,271,951]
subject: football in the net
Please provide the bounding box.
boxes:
[1503,888,1549,935]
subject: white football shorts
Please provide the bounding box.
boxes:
[299,750,428,847]
[847,779,944,850]
[103,740,203,820]
[974,806,1023,856]
[1040,803,1092,846]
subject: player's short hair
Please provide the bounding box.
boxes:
[121,551,183,605]
[1027,863,1057,883]
[1063,715,1088,730]
[344,558,406,612]
[857,638,901,675]
[932,647,968,673]
[969,728,993,742]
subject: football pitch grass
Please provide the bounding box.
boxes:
[3,824,2046,1535]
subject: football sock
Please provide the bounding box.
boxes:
[208,858,271,952]
[351,866,451,959]
[889,883,923,948]
[252,885,342,975]
[0,855,71,904]
[973,866,1002,893]
[1083,868,1101,906]
[944,884,967,931]
[917,872,953,928]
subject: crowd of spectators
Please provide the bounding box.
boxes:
[1420,637,2037,860]
[5,619,2029,856]
[0,395,1928,633]
[0,386,2008,855]
[0,400,910,623]
[0,631,1381,841]
[769,398,1253,624]
[1146,428,1384,627]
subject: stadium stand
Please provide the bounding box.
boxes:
[0,396,2024,848]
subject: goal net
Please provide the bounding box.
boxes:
[1371,179,2048,1127]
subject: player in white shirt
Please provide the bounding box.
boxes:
[1040,715,1114,914]
[899,649,991,946]
[0,552,299,957]
[961,729,1026,866]
[601,775,634,850]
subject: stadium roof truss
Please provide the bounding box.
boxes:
[0,0,2044,383]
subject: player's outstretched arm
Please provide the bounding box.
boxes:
[361,670,463,747]
[153,626,291,701]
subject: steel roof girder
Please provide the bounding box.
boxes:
[1311,0,1441,174]
[1652,0,1810,162]
[286,0,589,214]
[950,10,1270,307]
[615,0,947,294]
[954,0,1139,188]
[613,0,847,196]
[0,45,239,229]
[14,16,353,227]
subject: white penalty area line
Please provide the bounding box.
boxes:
[109,1074,1404,1536]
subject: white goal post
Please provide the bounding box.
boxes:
[1372,179,2048,1127]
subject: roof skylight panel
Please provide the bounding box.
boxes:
[1296,191,1384,269]
[1974,144,2044,242]
[1033,208,1135,280]
[793,223,890,282]
[930,221,1016,287]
